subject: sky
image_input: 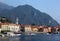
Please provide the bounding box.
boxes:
[0,0,60,24]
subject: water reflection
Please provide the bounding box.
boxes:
[1,34,60,41]
[8,36,20,41]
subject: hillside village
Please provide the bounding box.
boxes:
[0,17,60,35]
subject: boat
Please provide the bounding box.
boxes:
[25,32,36,35]
[7,32,15,37]
[0,34,5,37]
[7,32,21,37]
[15,34,21,36]
[30,33,36,35]
[46,33,50,35]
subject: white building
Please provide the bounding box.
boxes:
[1,23,9,31]
[0,17,21,33]
[1,23,21,32]
[43,28,48,33]
[0,28,1,33]
[8,24,20,32]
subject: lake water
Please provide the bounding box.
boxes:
[1,34,60,41]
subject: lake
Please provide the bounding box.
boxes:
[0,34,60,41]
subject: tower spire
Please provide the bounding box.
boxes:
[16,17,19,24]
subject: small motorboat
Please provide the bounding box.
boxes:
[25,32,36,35]
[7,32,21,37]
[15,34,21,36]
[30,33,36,35]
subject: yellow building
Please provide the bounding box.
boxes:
[24,25,32,32]
[48,27,51,32]
[32,26,38,32]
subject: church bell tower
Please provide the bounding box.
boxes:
[16,17,19,24]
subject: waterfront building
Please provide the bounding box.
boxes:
[48,27,52,33]
[32,26,38,32]
[1,23,9,31]
[43,28,48,33]
[57,26,60,33]
[0,28,1,33]
[20,24,25,32]
[0,23,21,33]
[53,26,59,33]
[38,26,44,32]
[24,24,32,32]
[8,23,20,32]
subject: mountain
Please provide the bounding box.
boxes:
[0,4,59,26]
[0,2,13,11]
